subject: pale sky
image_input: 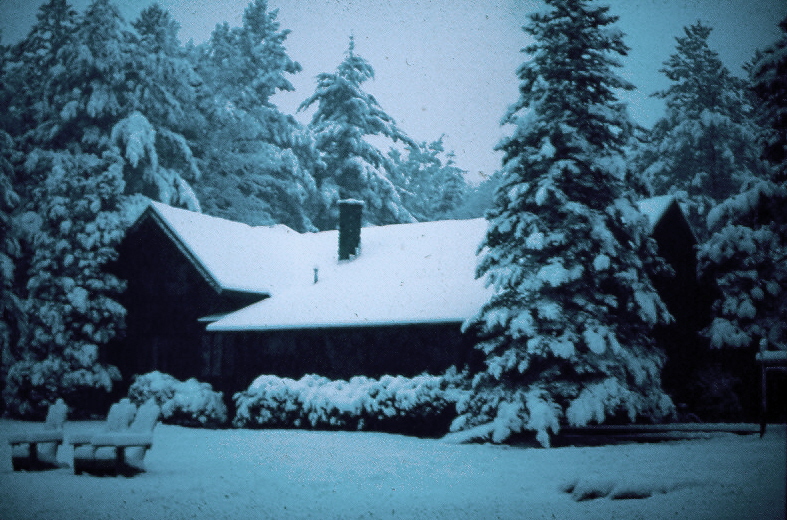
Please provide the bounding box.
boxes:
[1,0,785,182]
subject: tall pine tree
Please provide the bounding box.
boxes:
[122,3,204,210]
[751,18,787,185]
[454,0,674,446]
[2,0,202,416]
[193,0,318,231]
[0,42,21,412]
[388,137,469,222]
[300,37,416,229]
[697,18,787,352]
[2,0,79,202]
[634,22,762,238]
[3,148,127,418]
[6,0,201,210]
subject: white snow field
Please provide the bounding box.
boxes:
[1,420,784,520]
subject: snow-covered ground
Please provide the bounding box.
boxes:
[1,420,784,520]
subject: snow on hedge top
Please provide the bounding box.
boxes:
[149,201,304,294]
[207,217,493,330]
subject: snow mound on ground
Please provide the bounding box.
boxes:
[561,476,701,501]
[440,422,496,444]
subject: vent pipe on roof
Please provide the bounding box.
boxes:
[338,199,364,261]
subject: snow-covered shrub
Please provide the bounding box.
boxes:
[233,372,465,436]
[698,180,787,352]
[128,371,178,405]
[162,378,229,428]
[128,371,227,428]
[233,375,324,429]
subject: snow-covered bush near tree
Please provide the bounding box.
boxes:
[233,373,463,436]
[128,371,228,428]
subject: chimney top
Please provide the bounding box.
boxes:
[338,199,363,261]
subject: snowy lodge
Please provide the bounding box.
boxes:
[111,196,706,401]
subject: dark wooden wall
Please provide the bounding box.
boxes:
[109,215,262,394]
[647,202,713,412]
[647,202,769,421]
[204,324,481,398]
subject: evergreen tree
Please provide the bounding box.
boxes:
[451,170,504,220]
[454,0,674,446]
[6,0,200,210]
[3,149,126,418]
[634,22,762,238]
[388,137,469,221]
[0,130,18,414]
[697,18,787,352]
[1,0,204,415]
[300,37,416,229]
[193,0,318,231]
[0,44,21,410]
[124,3,204,209]
[751,18,787,184]
[2,0,79,201]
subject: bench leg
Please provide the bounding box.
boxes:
[27,443,39,469]
[760,363,767,437]
[115,447,125,476]
[12,455,27,471]
[73,443,98,475]
[10,442,36,471]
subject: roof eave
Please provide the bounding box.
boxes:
[206,316,467,333]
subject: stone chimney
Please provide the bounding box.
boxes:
[338,199,364,261]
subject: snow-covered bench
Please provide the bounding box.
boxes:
[70,398,136,475]
[71,399,160,476]
[8,398,68,471]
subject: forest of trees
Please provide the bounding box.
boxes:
[0,0,784,429]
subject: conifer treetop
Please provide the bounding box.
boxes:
[300,36,408,147]
[502,0,634,166]
[634,20,761,238]
[655,21,744,120]
[299,36,416,228]
[750,16,787,183]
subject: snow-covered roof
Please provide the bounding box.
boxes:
[207,218,493,331]
[147,201,304,295]
[139,195,681,332]
[636,195,675,231]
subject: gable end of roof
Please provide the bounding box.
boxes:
[139,204,225,294]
